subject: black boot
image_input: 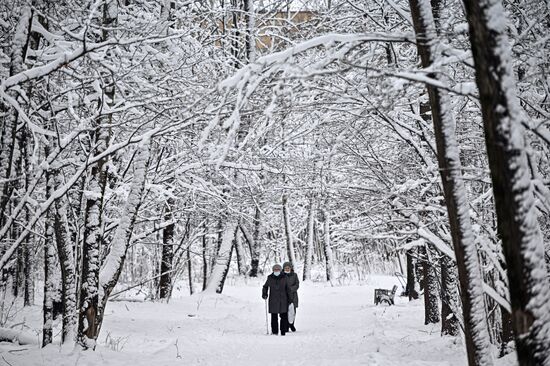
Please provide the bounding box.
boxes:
[289,324,296,332]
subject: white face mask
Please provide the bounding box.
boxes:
[273,271,281,276]
[284,269,291,273]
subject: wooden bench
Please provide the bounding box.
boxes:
[374,285,398,306]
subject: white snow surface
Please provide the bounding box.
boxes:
[1,275,516,365]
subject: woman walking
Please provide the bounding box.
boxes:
[262,264,292,336]
[283,262,299,332]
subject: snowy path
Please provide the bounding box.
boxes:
[2,276,467,365]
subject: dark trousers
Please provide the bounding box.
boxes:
[270,312,288,334]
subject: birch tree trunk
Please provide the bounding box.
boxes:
[462,0,550,363]
[243,0,255,63]
[53,177,77,344]
[408,0,493,363]
[77,126,110,349]
[159,199,175,300]
[234,229,247,275]
[97,140,150,333]
[204,221,238,294]
[42,170,56,347]
[42,228,56,347]
[321,208,334,284]
[78,0,118,348]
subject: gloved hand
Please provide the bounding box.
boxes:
[262,295,268,300]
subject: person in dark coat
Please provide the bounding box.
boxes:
[262,264,292,336]
[283,262,299,332]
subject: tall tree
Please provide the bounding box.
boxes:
[408,0,493,363]
[462,0,550,363]
[77,0,118,348]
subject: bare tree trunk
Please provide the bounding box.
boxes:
[321,208,334,284]
[23,234,33,306]
[303,196,316,281]
[77,0,117,348]
[441,257,460,336]
[42,171,56,347]
[202,220,208,290]
[500,308,514,357]
[159,200,175,300]
[205,221,238,294]
[421,248,440,324]
[248,206,261,277]
[19,125,33,307]
[408,0,493,363]
[462,0,550,363]
[243,0,255,63]
[53,178,77,344]
[42,232,56,347]
[187,246,194,295]
[282,194,296,268]
[406,250,418,300]
[213,218,223,270]
[97,140,149,335]
[77,128,110,348]
[234,229,247,275]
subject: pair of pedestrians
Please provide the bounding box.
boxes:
[261,262,299,336]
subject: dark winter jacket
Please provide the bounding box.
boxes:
[262,273,292,314]
[285,271,300,308]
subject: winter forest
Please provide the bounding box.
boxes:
[1,0,550,365]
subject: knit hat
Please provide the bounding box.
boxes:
[282,262,293,269]
[272,264,282,271]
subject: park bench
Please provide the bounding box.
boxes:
[374,285,398,306]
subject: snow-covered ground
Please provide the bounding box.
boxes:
[1,275,516,365]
